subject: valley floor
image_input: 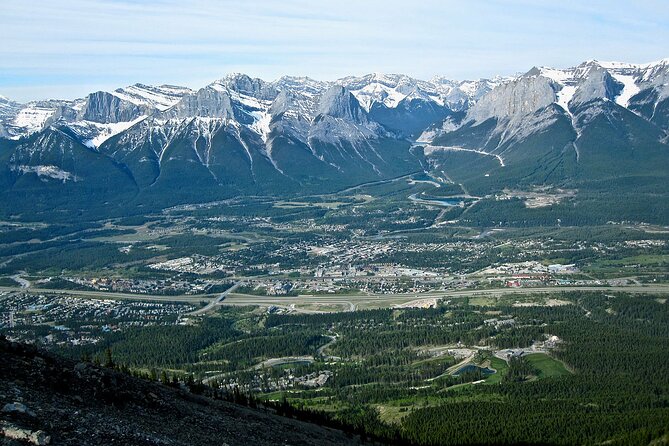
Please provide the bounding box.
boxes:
[1,172,668,444]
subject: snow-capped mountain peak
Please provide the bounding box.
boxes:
[1,58,667,150]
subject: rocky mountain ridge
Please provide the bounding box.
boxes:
[0,59,667,219]
[0,71,499,146]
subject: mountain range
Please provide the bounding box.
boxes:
[1,59,668,221]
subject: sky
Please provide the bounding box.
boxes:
[1,0,668,102]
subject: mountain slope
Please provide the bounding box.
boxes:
[0,127,138,219]
[0,60,667,221]
[427,60,669,198]
[0,337,361,446]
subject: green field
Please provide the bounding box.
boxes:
[524,353,571,378]
[483,356,509,384]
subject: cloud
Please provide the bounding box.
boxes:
[1,0,668,101]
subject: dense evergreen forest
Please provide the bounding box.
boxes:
[402,293,669,445]
[39,291,669,445]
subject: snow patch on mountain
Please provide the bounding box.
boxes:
[348,79,409,110]
[78,115,148,148]
[341,73,502,113]
[612,74,640,107]
[262,138,286,174]
[537,67,572,84]
[432,77,508,111]
[249,110,272,143]
[556,86,577,117]
[112,84,192,111]
[341,73,421,111]
[598,61,640,70]
[11,104,57,135]
[11,164,80,182]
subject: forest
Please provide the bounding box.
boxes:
[33,291,668,446]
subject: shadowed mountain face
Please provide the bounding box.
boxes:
[0,60,667,219]
[0,337,362,446]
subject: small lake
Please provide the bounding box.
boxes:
[453,364,496,376]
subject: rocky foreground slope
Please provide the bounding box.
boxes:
[0,337,361,446]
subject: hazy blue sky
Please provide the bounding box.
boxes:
[1,0,668,101]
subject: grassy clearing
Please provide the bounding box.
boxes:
[525,353,571,378]
[484,356,509,384]
[468,296,497,306]
[599,254,669,267]
[376,394,450,423]
[0,277,19,287]
[585,254,669,277]
[294,303,350,312]
[377,404,413,424]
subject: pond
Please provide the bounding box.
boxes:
[453,364,496,376]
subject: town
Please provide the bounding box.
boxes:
[0,291,194,347]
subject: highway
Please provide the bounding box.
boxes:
[220,285,669,312]
[187,282,242,315]
[2,284,668,313]
[0,286,216,304]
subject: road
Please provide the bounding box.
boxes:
[253,356,314,370]
[9,274,30,288]
[0,286,216,304]
[1,283,668,313]
[219,285,669,312]
[187,282,242,315]
[332,172,420,195]
[316,334,340,359]
[425,145,505,167]
[201,354,315,384]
